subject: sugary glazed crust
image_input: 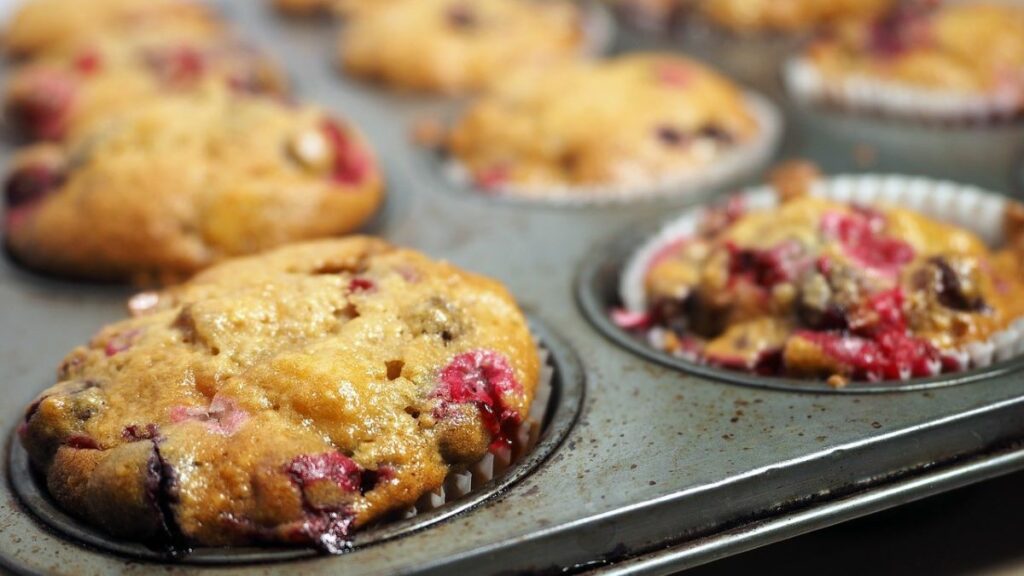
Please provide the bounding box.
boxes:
[18,237,540,551]
[804,2,1024,95]
[446,54,759,191]
[3,0,225,61]
[637,166,1024,384]
[339,0,584,94]
[3,86,383,283]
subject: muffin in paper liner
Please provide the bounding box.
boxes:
[442,91,781,206]
[404,339,553,517]
[617,173,1024,384]
[784,57,1023,123]
[782,2,1024,124]
[337,0,616,96]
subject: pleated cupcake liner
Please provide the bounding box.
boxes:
[619,174,1021,380]
[784,57,1023,124]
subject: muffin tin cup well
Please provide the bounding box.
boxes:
[7,316,584,564]
[441,91,783,206]
[784,57,1023,124]
[577,174,1024,393]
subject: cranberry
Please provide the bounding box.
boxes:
[104,328,141,357]
[930,256,987,312]
[348,277,376,293]
[320,119,371,186]
[435,350,523,451]
[293,509,356,554]
[655,125,687,147]
[820,210,914,274]
[796,328,943,381]
[4,164,63,209]
[145,46,206,87]
[868,1,936,58]
[698,125,733,144]
[65,434,99,450]
[8,70,76,141]
[122,423,160,442]
[474,165,509,191]
[707,348,783,376]
[727,239,808,288]
[446,4,477,29]
[168,396,248,436]
[610,308,653,330]
[654,62,693,87]
[287,452,363,493]
[72,49,103,75]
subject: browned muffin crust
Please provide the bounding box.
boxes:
[19,237,540,552]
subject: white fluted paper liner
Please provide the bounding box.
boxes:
[403,339,552,517]
[784,57,1022,123]
[619,174,1023,379]
[444,92,781,206]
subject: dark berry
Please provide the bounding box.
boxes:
[435,350,523,451]
[655,125,687,147]
[4,165,63,209]
[287,452,363,493]
[446,4,477,29]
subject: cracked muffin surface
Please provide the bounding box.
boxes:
[4,86,382,282]
[18,237,540,552]
[446,54,759,193]
[630,174,1024,384]
[3,0,224,60]
[803,2,1024,97]
[5,34,287,141]
[339,0,584,94]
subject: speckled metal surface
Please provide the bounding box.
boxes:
[3,2,1024,575]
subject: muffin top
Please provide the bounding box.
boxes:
[18,237,540,551]
[5,35,287,141]
[446,54,759,193]
[4,86,382,282]
[699,0,892,33]
[3,0,224,60]
[804,2,1024,95]
[339,0,584,94]
[637,174,1024,384]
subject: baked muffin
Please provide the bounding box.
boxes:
[339,0,585,94]
[627,171,1024,384]
[5,36,287,141]
[17,237,540,552]
[446,54,760,193]
[3,0,224,61]
[699,0,891,33]
[4,86,383,282]
[802,2,1024,100]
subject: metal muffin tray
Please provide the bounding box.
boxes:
[4,2,1024,574]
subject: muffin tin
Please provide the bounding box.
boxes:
[4,1,1024,574]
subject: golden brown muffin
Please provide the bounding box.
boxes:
[700,0,892,33]
[17,237,540,552]
[4,86,383,283]
[630,179,1024,384]
[339,0,585,94]
[5,35,287,141]
[446,53,760,193]
[3,0,224,61]
[803,2,1024,96]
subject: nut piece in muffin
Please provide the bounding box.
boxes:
[628,173,1024,383]
[802,2,1024,101]
[3,0,224,61]
[446,54,760,194]
[5,36,287,141]
[4,86,383,282]
[339,0,585,94]
[699,0,892,34]
[17,237,540,552]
